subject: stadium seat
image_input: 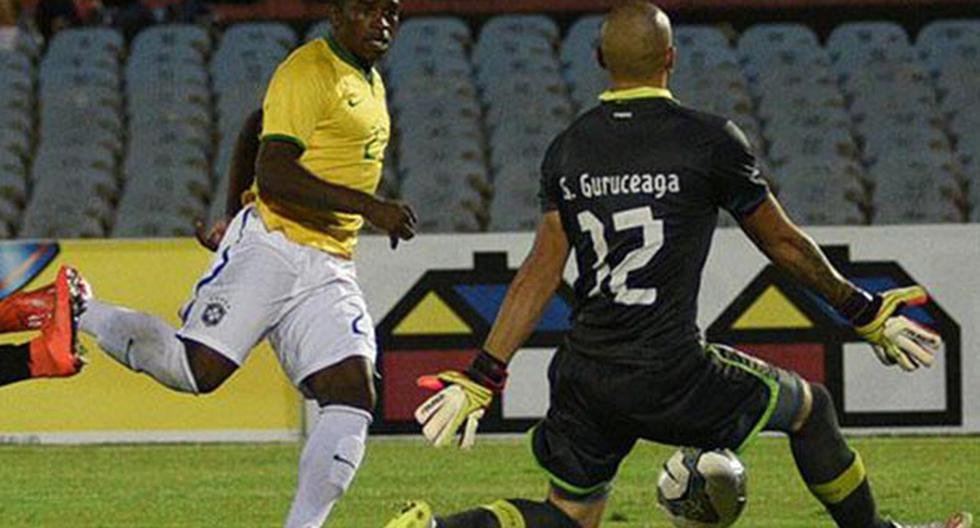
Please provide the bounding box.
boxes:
[1,51,33,81]
[112,211,197,238]
[397,17,471,46]
[221,22,296,53]
[827,21,909,55]
[831,43,918,77]
[127,57,209,86]
[386,53,472,87]
[861,127,951,164]
[481,14,560,42]
[32,145,116,177]
[775,161,866,225]
[20,208,106,239]
[0,127,30,158]
[399,179,483,234]
[917,19,980,73]
[386,39,468,74]
[47,28,123,59]
[738,23,820,61]
[40,50,119,79]
[871,172,959,225]
[1,73,31,98]
[0,27,41,59]
[0,195,20,229]
[764,107,852,137]
[561,15,602,67]
[132,24,211,57]
[0,169,27,205]
[488,192,539,232]
[940,84,980,119]
[956,133,980,167]
[674,25,732,51]
[487,162,542,231]
[391,76,477,109]
[742,46,830,80]
[398,136,485,173]
[28,171,116,222]
[116,182,208,224]
[756,87,846,123]
[0,105,31,135]
[849,90,937,122]
[305,21,332,42]
[767,127,859,167]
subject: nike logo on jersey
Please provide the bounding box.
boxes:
[124,338,136,369]
[347,98,361,108]
[333,454,357,469]
[351,313,367,337]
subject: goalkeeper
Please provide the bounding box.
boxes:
[388,2,969,528]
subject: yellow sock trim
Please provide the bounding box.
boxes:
[481,500,526,528]
[809,452,867,505]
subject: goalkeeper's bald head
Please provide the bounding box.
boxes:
[599,1,675,85]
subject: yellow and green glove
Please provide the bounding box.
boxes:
[415,351,507,449]
[843,286,942,372]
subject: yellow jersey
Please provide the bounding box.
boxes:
[251,33,390,258]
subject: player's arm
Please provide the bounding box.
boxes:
[740,194,940,371]
[195,109,263,251]
[714,120,939,371]
[225,109,263,219]
[484,211,570,363]
[416,212,570,448]
[739,195,854,306]
[255,140,416,246]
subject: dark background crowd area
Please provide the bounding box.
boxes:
[2,0,211,41]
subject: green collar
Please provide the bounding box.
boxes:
[599,86,674,102]
[325,32,374,82]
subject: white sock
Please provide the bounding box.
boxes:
[79,299,199,393]
[284,405,371,528]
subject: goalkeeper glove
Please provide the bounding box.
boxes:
[414,350,508,449]
[840,286,942,372]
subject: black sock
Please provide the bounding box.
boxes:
[436,509,497,528]
[0,343,32,387]
[437,499,580,528]
[791,384,891,528]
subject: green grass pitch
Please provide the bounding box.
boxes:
[1,436,977,527]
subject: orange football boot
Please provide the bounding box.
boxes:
[0,284,55,332]
[27,266,90,378]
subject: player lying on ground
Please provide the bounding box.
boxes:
[0,266,88,388]
[21,1,414,526]
[387,3,971,528]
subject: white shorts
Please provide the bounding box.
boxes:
[177,205,376,386]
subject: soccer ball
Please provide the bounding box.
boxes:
[656,448,747,528]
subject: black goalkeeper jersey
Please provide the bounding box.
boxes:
[539,87,769,365]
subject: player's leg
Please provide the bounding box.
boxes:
[780,381,893,528]
[693,343,906,528]
[80,299,209,393]
[283,357,375,528]
[783,382,971,528]
[687,344,890,528]
[421,496,587,528]
[388,348,634,528]
[0,343,33,386]
[80,207,287,394]
[0,266,88,387]
[272,256,378,528]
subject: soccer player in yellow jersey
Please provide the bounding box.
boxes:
[71,1,415,526]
